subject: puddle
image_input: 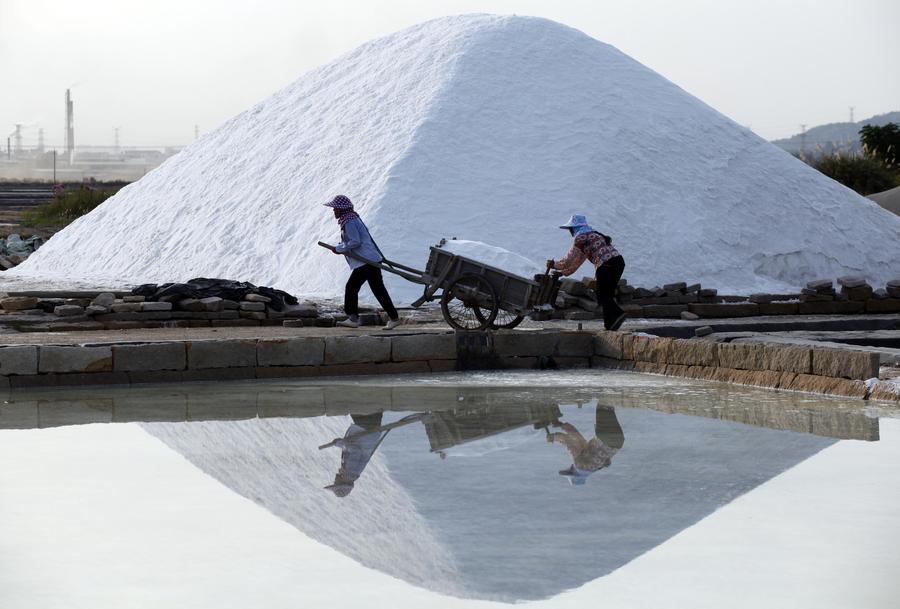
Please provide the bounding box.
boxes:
[1,370,898,608]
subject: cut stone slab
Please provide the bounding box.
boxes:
[187,340,258,369]
[123,295,146,303]
[240,301,266,312]
[837,276,867,289]
[177,299,206,312]
[111,302,142,313]
[324,335,391,364]
[695,326,713,337]
[0,345,38,375]
[594,331,623,359]
[113,342,186,371]
[92,292,116,306]
[258,337,325,366]
[200,297,224,312]
[680,311,699,320]
[39,345,113,373]
[54,305,84,317]
[391,333,456,361]
[811,348,879,380]
[140,301,173,312]
[663,282,687,292]
[1,296,39,311]
[806,279,834,291]
[221,299,240,310]
[244,293,272,303]
[240,311,267,320]
[84,305,109,315]
[866,298,900,313]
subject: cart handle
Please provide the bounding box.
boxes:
[317,241,426,283]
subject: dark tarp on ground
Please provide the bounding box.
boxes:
[132,277,298,311]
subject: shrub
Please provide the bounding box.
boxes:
[22,185,116,227]
[809,153,899,196]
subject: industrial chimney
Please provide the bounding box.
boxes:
[65,89,75,163]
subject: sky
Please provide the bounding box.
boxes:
[1,0,898,148]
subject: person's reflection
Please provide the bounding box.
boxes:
[547,405,624,485]
[324,413,388,497]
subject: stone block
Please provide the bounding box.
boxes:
[500,356,540,369]
[761,344,811,374]
[594,331,624,359]
[828,379,868,399]
[866,298,900,313]
[806,279,834,291]
[240,311,267,320]
[842,285,873,301]
[664,364,690,377]
[282,304,318,318]
[283,319,308,328]
[559,278,587,297]
[695,326,713,337]
[575,297,598,312]
[391,333,456,361]
[113,342,186,372]
[96,312,173,321]
[257,338,325,367]
[54,305,84,316]
[630,335,673,363]
[869,383,900,402]
[680,311,699,320]
[554,356,591,369]
[111,302,142,313]
[564,310,593,321]
[0,345,38,375]
[788,374,843,395]
[811,348,879,380]
[39,345,113,373]
[187,340,258,369]
[633,361,666,374]
[668,338,718,367]
[557,332,594,357]
[48,321,104,332]
[837,276,867,289]
[92,293,116,306]
[1,296,38,310]
[123,295,145,303]
[663,282,687,292]
[428,359,458,372]
[717,342,766,370]
[222,299,240,310]
[758,302,799,316]
[324,335,391,365]
[240,301,265,312]
[199,297,224,312]
[687,303,760,318]
[177,298,206,312]
[85,305,108,315]
[640,304,687,318]
[140,301,173,312]
[493,331,559,357]
[797,302,840,315]
[244,293,271,303]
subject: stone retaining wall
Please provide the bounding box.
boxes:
[0,329,897,404]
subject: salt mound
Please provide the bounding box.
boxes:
[11,14,900,301]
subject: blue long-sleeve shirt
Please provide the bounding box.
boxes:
[334,216,383,270]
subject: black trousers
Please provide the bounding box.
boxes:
[595,406,625,450]
[345,265,398,320]
[595,255,625,330]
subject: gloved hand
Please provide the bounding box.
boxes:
[546,259,554,269]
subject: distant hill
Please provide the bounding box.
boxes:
[772,111,900,157]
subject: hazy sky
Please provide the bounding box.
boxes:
[2,0,898,148]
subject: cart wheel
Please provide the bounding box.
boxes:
[441,273,498,331]
[475,307,525,330]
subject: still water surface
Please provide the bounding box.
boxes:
[1,370,898,608]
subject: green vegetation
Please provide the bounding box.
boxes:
[860,123,900,170]
[803,123,900,196]
[22,185,119,227]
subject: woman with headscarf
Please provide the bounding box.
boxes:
[324,195,401,329]
[547,214,626,331]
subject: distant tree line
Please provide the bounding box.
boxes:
[802,123,900,196]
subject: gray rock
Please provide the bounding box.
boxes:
[177,298,206,312]
[806,279,834,292]
[84,305,109,316]
[244,293,272,303]
[698,288,717,297]
[694,326,713,337]
[885,285,900,298]
[663,282,687,292]
[684,283,701,293]
[281,304,318,318]
[1,296,38,311]
[559,278,587,297]
[92,292,116,306]
[283,319,308,328]
[239,301,266,312]
[221,299,240,310]
[53,305,84,317]
[140,301,173,312]
[113,342,186,372]
[200,297,224,312]
[123,295,146,303]
[239,311,266,320]
[680,311,700,320]
[39,345,113,373]
[0,345,38,375]
[887,278,900,288]
[111,302,142,313]
[258,338,325,366]
[837,276,867,289]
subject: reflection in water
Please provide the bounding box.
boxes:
[549,406,624,485]
[0,372,888,602]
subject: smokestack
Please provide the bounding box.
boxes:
[65,89,75,162]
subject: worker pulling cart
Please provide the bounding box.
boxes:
[318,238,560,331]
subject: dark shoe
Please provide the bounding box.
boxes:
[609,312,627,331]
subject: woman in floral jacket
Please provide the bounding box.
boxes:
[547,214,626,331]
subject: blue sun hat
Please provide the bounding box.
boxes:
[559,214,588,229]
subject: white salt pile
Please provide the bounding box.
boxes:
[10,14,900,302]
[438,239,543,280]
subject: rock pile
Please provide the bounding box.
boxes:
[0,234,43,270]
[545,275,900,320]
